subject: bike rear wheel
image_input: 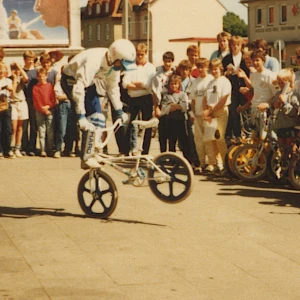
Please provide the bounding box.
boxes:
[78,170,118,218]
[289,156,300,190]
[232,144,268,182]
[148,152,193,203]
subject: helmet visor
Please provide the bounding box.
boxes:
[122,59,137,71]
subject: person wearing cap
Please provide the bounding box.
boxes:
[8,9,21,39]
[60,38,136,168]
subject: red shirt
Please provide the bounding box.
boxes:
[32,82,56,114]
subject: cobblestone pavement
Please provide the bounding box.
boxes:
[1,135,300,300]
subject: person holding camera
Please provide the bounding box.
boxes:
[10,62,29,157]
[0,61,15,158]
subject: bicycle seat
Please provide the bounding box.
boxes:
[132,117,159,129]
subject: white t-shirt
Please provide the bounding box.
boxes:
[122,61,156,98]
[250,68,277,108]
[189,74,213,115]
[0,77,12,100]
[232,52,242,69]
[205,76,231,108]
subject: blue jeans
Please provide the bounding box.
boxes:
[36,110,54,153]
[124,94,153,155]
[22,97,37,153]
[0,105,12,154]
[55,100,76,152]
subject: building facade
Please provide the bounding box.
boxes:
[241,0,300,67]
[81,0,122,49]
[81,0,226,66]
[124,0,226,66]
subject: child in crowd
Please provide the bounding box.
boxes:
[160,75,190,160]
[186,45,200,78]
[10,62,29,157]
[0,61,15,158]
[152,51,176,152]
[210,31,231,61]
[32,68,56,157]
[53,68,77,158]
[177,59,200,168]
[21,50,37,156]
[223,35,249,145]
[243,50,277,137]
[203,58,232,174]
[189,58,214,171]
[250,39,280,73]
[177,60,194,95]
[270,68,300,174]
[237,50,255,110]
[39,52,59,85]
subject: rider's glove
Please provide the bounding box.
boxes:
[115,109,128,124]
[78,115,95,131]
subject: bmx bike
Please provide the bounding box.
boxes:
[77,117,194,218]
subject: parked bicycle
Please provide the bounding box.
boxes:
[231,111,278,182]
[77,117,194,218]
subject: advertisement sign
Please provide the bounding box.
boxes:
[0,0,69,47]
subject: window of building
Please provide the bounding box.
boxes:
[88,25,92,42]
[96,3,101,14]
[143,15,148,34]
[256,8,262,25]
[105,2,109,13]
[87,6,92,16]
[280,5,287,23]
[268,6,274,25]
[105,23,110,40]
[96,24,101,40]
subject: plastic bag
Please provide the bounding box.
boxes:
[203,118,218,142]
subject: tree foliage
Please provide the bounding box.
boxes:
[223,12,248,37]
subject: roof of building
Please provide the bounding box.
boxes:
[169,37,218,44]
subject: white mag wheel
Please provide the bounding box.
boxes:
[148,152,194,203]
[77,170,118,218]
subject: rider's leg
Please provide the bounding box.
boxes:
[80,85,106,168]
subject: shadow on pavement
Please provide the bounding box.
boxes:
[0,206,166,226]
[217,186,300,210]
[0,206,86,219]
[198,174,300,210]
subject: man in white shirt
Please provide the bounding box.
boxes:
[122,43,156,155]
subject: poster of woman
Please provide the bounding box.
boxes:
[0,0,69,46]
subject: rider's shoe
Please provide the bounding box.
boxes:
[81,157,102,169]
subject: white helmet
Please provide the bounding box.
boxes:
[108,39,136,71]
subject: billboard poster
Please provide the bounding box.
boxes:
[0,0,69,47]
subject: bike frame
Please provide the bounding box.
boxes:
[90,118,171,185]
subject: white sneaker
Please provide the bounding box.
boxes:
[53,151,61,158]
[8,151,16,159]
[14,149,23,158]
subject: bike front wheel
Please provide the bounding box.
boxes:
[148,152,194,203]
[77,170,118,218]
[232,144,268,182]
